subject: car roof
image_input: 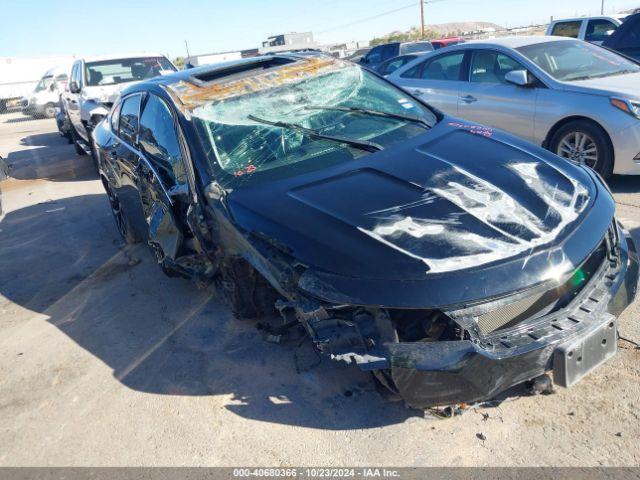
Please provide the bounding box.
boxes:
[463,35,575,49]
[123,54,340,100]
[549,15,627,23]
[80,53,169,63]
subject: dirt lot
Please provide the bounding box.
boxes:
[0,112,639,466]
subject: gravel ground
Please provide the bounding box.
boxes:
[0,112,638,466]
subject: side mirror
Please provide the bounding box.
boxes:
[49,83,56,92]
[69,81,81,94]
[505,70,532,87]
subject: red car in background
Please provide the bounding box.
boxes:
[431,37,465,49]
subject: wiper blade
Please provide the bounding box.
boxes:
[306,105,432,129]
[247,114,383,152]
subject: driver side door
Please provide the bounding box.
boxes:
[135,92,195,267]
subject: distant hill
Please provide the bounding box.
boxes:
[425,21,503,36]
[371,21,503,45]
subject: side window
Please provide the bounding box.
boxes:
[380,57,406,75]
[470,51,524,84]
[585,19,618,42]
[73,62,82,85]
[69,64,78,86]
[118,95,141,145]
[138,94,186,185]
[420,52,465,80]
[110,101,122,133]
[551,21,582,38]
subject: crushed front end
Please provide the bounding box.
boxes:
[282,222,638,408]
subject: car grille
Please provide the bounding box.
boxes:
[475,232,612,335]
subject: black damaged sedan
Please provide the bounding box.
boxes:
[93,55,639,408]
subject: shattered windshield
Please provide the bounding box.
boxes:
[191,64,438,187]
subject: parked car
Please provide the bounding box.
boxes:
[93,54,638,408]
[62,54,176,157]
[0,156,7,218]
[432,37,465,50]
[20,66,69,118]
[388,36,640,177]
[603,13,640,61]
[546,15,629,44]
[375,54,419,76]
[344,47,371,63]
[359,41,434,70]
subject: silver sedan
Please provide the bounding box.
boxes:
[387,36,640,176]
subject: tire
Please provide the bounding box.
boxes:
[219,258,279,319]
[104,182,141,244]
[372,370,403,402]
[549,120,614,178]
[43,103,56,119]
[70,123,86,156]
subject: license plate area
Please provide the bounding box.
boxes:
[553,313,617,388]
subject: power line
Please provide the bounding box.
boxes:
[316,2,418,34]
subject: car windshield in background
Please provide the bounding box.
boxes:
[35,75,54,92]
[192,64,437,186]
[401,42,434,54]
[517,40,640,81]
[84,57,175,87]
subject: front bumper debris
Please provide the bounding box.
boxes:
[290,223,638,408]
[385,225,638,407]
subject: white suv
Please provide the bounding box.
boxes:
[546,15,629,44]
[62,54,176,156]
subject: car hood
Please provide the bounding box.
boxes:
[564,72,640,100]
[227,121,613,307]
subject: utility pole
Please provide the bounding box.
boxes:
[601,0,605,14]
[420,0,425,38]
[184,40,191,62]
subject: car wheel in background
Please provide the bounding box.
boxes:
[43,103,57,119]
[69,124,87,156]
[104,182,141,244]
[549,120,614,178]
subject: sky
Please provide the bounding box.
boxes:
[1,0,639,59]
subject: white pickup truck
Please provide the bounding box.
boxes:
[61,54,176,156]
[546,15,629,44]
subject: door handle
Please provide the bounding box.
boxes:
[412,90,422,96]
[461,95,477,104]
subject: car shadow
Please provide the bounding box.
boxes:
[0,193,420,430]
[1,115,49,124]
[4,131,97,182]
[609,175,639,194]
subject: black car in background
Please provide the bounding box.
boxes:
[359,41,434,70]
[603,13,640,60]
[93,54,638,408]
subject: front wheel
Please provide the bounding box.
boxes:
[549,120,613,178]
[43,103,56,119]
[218,258,279,319]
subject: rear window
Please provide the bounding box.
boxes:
[551,21,582,38]
[401,42,434,54]
[85,57,175,87]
